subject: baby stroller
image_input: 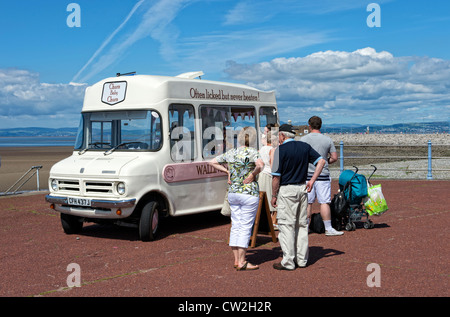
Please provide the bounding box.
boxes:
[335,165,377,231]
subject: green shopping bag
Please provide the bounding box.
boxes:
[364,184,388,216]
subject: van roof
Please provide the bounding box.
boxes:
[82,73,276,112]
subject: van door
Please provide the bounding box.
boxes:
[164,104,227,215]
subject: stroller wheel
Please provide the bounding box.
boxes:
[364,220,374,229]
[345,222,356,231]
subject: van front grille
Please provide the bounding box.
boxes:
[55,179,115,196]
[58,180,80,192]
[85,181,113,194]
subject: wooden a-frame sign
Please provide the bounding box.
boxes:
[250,191,277,248]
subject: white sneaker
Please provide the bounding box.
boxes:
[325,228,344,236]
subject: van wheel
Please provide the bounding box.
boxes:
[139,201,160,241]
[61,213,83,234]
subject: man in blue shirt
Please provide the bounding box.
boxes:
[271,124,325,270]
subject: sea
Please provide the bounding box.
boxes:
[0,136,76,147]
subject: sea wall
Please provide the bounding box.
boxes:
[326,133,449,145]
[320,134,450,180]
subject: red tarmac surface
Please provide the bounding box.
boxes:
[0,180,448,301]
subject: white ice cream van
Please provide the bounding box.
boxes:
[45,71,278,241]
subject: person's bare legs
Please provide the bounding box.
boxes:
[232,247,239,267]
[308,203,330,221]
[321,203,344,235]
[320,203,331,221]
[233,247,258,269]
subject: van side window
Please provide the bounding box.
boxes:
[259,106,279,135]
[259,107,278,130]
[200,105,256,158]
[148,111,162,150]
[169,104,196,162]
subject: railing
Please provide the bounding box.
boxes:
[0,165,43,196]
[332,140,449,180]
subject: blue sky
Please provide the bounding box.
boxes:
[0,0,449,128]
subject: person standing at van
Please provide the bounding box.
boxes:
[209,127,264,271]
[258,124,278,228]
[271,124,325,270]
[300,116,343,236]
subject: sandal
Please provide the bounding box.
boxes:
[236,261,259,271]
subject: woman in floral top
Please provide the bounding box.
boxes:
[209,127,264,271]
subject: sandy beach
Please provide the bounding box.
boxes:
[0,147,73,193]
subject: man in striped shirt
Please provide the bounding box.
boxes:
[301,116,343,236]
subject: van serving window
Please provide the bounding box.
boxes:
[259,106,278,134]
[169,104,196,162]
[200,105,256,158]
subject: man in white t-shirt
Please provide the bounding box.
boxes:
[300,116,343,236]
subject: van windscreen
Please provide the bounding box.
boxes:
[75,110,162,152]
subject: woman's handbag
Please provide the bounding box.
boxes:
[221,191,231,217]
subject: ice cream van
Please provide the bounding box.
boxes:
[45,71,278,241]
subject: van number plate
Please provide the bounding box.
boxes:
[68,197,91,207]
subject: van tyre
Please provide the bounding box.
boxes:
[61,213,83,234]
[139,201,160,241]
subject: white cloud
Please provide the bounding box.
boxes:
[288,0,394,15]
[72,0,197,83]
[0,68,86,127]
[72,0,335,82]
[224,47,450,124]
[223,0,395,26]
[175,27,330,74]
[223,0,275,26]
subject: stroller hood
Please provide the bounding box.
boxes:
[339,170,368,204]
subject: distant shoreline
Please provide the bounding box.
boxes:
[0,133,449,148]
[0,136,76,147]
[1,120,448,136]
[0,135,75,137]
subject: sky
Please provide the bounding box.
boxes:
[0,0,449,129]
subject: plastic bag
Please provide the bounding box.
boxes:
[364,184,388,216]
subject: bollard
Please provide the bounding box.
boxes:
[340,141,344,173]
[36,167,40,191]
[427,140,433,180]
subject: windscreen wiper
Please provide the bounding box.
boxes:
[78,142,111,155]
[104,142,139,155]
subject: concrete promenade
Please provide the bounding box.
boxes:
[0,180,448,305]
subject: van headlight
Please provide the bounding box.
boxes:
[51,179,58,191]
[117,182,126,195]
